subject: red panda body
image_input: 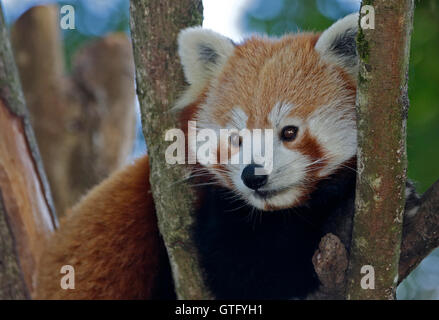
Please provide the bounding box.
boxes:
[35,14,420,299]
[36,156,174,299]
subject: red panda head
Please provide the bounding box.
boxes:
[176,14,359,211]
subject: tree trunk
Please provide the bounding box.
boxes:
[11,5,136,217]
[346,0,414,299]
[129,0,211,299]
[0,7,57,299]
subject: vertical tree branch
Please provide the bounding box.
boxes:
[11,5,136,216]
[130,0,210,299]
[346,0,414,299]
[0,6,57,298]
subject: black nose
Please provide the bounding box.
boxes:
[241,164,268,190]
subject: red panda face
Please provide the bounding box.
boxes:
[177,14,359,211]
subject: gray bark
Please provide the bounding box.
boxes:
[0,6,57,299]
[130,0,211,299]
[346,0,414,300]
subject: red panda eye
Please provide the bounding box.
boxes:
[281,126,299,142]
[229,133,242,147]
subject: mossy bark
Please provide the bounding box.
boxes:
[129,0,210,299]
[0,7,57,298]
[346,0,414,299]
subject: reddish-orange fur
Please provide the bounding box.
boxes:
[209,34,355,127]
[35,26,358,299]
[35,156,168,299]
[201,33,356,209]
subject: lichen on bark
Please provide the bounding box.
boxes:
[346,0,415,300]
[129,0,210,299]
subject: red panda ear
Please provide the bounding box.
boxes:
[315,13,359,77]
[178,27,235,87]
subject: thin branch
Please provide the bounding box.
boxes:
[399,178,439,282]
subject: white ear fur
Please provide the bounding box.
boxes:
[315,13,359,76]
[178,27,235,86]
[175,27,235,111]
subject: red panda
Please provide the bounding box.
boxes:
[35,13,420,299]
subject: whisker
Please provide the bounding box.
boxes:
[190,182,222,188]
